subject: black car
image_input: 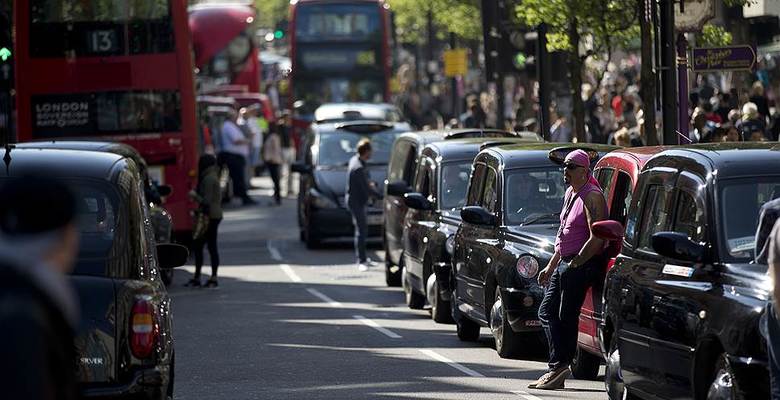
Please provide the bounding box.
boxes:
[600,143,779,400]
[292,118,412,248]
[4,147,188,399]
[451,143,617,358]
[400,137,543,322]
[16,141,176,284]
[384,129,542,286]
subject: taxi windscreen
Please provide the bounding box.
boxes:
[504,168,567,225]
[720,178,780,262]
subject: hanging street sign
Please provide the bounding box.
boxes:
[675,0,715,32]
[444,49,468,77]
[691,45,757,72]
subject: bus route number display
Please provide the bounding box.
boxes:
[87,30,119,54]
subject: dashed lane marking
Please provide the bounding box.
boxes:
[353,315,403,339]
[418,349,484,378]
[267,240,283,262]
[306,288,343,307]
[279,264,302,283]
[511,391,544,400]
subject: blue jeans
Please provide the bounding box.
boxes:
[761,301,780,400]
[349,204,367,263]
[538,255,605,371]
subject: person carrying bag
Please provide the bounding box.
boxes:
[187,154,223,288]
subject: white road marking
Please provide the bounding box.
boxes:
[306,288,343,307]
[267,240,283,262]
[353,315,403,339]
[511,390,544,400]
[279,264,302,283]
[418,349,484,377]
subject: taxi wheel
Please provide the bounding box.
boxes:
[706,355,738,400]
[571,346,601,380]
[431,278,453,324]
[452,285,480,342]
[605,335,638,400]
[385,248,402,287]
[402,265,425,309]
[490,289,524,359]
[303,224,320,249]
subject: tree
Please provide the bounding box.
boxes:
[254,0,289,30]
[388,0,482,43]
[516,0,639,142]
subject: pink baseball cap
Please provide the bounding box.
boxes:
[563,149,590,169]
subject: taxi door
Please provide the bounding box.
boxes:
[404,156,437,292]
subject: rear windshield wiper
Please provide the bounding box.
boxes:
[521,212,560,225]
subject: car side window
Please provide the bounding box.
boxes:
[482,167,498,214]
[414,158,433,197]
[596,167,615,201]
[638,185,674,251]
[402,146,418,186]
[609,171,633,225]
[673,190,705,243]
[467,163,486,206]
[388,140,411,183]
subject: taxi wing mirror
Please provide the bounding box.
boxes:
[651,232,704,263]
[403,192,432,210]
[461,206,497,226]
[156,184,172,197]
[386,180,411,197]
[156,243,189,269]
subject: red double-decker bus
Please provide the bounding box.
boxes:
[14,0,199,240]
[289,0,392,118]
[189,3,261,93]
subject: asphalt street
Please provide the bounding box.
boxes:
[169,178,607,400]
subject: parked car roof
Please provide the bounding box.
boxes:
[314,103,404,123]
[424,137,545,163]
[16,141,147,168]
[3,147,128,180]
[645,142,780,180]
[484,143,620,169]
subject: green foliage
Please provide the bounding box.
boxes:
[254,0,289,29]
[515,0,639,54]
[388,0,482,43]
[698,24,733,47]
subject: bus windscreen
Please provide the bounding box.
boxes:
[295,4,380,42]
[30,0,174,57]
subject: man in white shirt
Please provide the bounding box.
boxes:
[219,108,255,205]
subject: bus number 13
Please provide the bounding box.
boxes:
[89,30,117,53]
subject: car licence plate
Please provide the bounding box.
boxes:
[367,214,383,225]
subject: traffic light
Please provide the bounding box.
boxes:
[274,20,288,40]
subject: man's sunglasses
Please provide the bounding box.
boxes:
[564,163,583,170]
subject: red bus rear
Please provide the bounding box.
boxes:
[288,0,392,119]
[14,0,199,240]
[189,3,260,93]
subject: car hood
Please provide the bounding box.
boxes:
[505,224,558,251]
[314,165,388,204]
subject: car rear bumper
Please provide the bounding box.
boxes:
[81,365,169,398]
[433,262,453,300]
[500,286,544,333]
[310,208,382,238]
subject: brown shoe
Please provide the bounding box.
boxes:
[534,367,570,390]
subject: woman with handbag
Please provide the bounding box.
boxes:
[186,154,223,288]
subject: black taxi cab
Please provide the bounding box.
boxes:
[400,137,542,322]
[600,143,778,400]
[3,147,188,399]
[451,143,618,359]
[384,129,541,286]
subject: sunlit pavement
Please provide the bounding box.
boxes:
[169,177,607,400]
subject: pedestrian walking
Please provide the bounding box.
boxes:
[263,125,284,205]
[346,138,382,271]
[531,149,608,390]
[243,104,268,180]
[187,154,223,288]
[219,107,255,205]
[0,177,80,400]
[278,112,297,197]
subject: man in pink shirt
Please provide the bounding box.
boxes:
[530,149,608,390]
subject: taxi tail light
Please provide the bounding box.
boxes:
[516,255,539,278]
[130,299,158,359]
